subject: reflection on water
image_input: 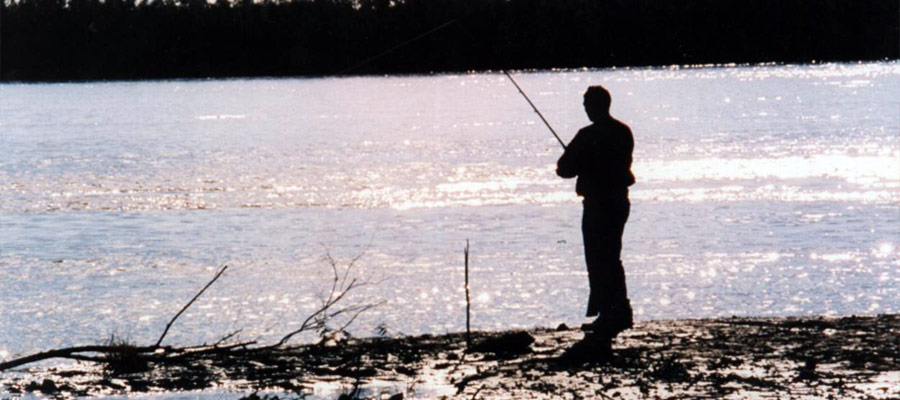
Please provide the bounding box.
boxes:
[0,62,899,359]
[2,152,896,211]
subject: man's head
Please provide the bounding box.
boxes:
[583,85,611,122]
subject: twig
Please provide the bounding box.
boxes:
[321,244,340,304]
[276,245,381,347]
[155,265,228,347]
[334,301,387,334]
[321,239,373,303]
[213,329,243,347]
[276,278,360,346]
[343,236,374,288]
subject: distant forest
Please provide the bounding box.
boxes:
[1,0,898,81]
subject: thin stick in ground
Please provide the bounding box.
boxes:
[448,240,475,390]
[465,239,471,349]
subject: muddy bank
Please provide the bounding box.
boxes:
[3,314,898,399]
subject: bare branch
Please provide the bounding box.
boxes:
[155,265,228,347]
[275,304,329,346]
[334,301,386,334]
[320,244,340,306]
[275,254,379,346]
[213,329,243,347]
[343,236,374,289]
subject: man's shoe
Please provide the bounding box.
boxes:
[581,299,633,337]
[560,333,613,364]
[603,299,633,337]
[580,317,603,332]
[602,316,632,338]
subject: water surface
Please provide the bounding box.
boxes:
[1,62,898,361]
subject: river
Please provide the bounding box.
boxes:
[1,62,898,361]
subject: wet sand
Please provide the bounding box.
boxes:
[2,314,898,399]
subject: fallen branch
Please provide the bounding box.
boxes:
[0,345,154,371]
[2,250,381,375]
[0,265,231,371]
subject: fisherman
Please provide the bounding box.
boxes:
[557,85,635,355]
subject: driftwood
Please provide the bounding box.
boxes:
[1,254,381,373]
[0,345,144,371]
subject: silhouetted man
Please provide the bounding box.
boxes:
[557,85,635,350]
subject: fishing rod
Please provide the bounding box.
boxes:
[335,21,568,151]
[503,70,567,150]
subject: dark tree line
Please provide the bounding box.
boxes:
[1,0,897,81]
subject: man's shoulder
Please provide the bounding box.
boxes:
[609,118,632,132]
[569,125,594,143]
[576,123,602,137]
[579,119,631,137]
[582,118,630,131]
[608,119,634,144]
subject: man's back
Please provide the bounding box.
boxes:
[556,117,635,199]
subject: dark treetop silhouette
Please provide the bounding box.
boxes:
[557,86,635,358]
[1,0,898,82]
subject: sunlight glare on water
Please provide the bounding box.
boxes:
[0,62,898,359]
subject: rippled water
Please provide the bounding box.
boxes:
[1,62,898,360]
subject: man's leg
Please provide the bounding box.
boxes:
[582,198,632,335]
[582,202,605,318]
[601,198,632,336]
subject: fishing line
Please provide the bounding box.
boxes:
[338,19,460,75]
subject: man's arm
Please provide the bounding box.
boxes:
[556,131,582,178]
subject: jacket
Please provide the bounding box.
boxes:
[556,117,635,198]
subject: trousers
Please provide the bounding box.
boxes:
[582,194,630,318]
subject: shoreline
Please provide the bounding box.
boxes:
[1,59,898,85]
[3,314,898,398]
